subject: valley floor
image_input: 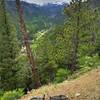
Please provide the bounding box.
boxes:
[21,68,100,100]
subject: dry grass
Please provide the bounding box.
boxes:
[21,68,100,100]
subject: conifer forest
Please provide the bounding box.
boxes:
[0,0,100,100]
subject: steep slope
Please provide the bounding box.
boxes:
[5,1,67,40]
[21,68,100,100]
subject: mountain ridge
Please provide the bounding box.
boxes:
[6,1,67,39]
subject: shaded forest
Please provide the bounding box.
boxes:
[0,0,100,99]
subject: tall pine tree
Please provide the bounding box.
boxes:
[64,0,98,71]
[0,0,19,91]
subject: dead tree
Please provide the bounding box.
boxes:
[16,0,41,89]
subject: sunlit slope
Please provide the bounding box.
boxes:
[21,68,100,100]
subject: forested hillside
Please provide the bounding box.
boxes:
[0,0,100,100]
[91,0,100,6]
[6,1,67,40]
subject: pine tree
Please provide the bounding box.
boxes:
[64,0,82,71]
[64,0,98,71]
[0,0,19,91]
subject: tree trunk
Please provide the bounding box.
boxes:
[16,0,41,89]
[69,0,81,72]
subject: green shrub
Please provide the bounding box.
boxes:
[98,97,100,100]
[55,68,70,83]
[1,89,24,100]
[79,54,100,71]
[0,89,4,100]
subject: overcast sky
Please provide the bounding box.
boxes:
[22,0,71,5]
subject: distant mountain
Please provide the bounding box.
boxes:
[5,1,67,40]
[5,0,100,39]
[90,0,100,7]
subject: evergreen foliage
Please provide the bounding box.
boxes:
[0,0,19,91]
[0,0,100,96]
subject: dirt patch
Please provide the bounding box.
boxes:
[21,68,100,100]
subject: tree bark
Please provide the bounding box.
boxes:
[16,0,41,89]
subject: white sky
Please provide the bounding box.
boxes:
[22,0,71,5]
